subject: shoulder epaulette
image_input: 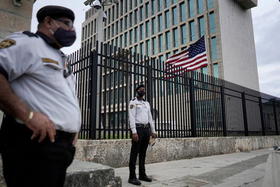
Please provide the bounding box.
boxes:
[22,31,38,38]
[132,98,136,101]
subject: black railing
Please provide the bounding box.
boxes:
[69,42,280,140]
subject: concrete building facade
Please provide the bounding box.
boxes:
[82,0,259,91]
[0,0,34,124]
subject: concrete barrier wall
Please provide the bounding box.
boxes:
[75,136,280,168]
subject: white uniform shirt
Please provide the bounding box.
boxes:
[128,97,156,134]
[0,32,81,133]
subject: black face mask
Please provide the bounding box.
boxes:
[137,90,145,97]
[53,28,76,47]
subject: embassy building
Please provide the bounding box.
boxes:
[82,0,259,91]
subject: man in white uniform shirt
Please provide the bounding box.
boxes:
[0,6,81,187]
[128,84,157,185]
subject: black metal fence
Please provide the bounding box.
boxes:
[69,42,280,140]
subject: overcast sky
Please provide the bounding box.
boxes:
[31,0,280,97]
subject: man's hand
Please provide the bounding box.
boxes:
[151,133,157,139]
[72,133,78,145]
[132,133,139,142]
[25,112,56,143]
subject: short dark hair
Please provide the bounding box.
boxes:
[136,84,145,91]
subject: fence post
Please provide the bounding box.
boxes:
[89,49,98,139]
[273,100,279,135]
[241,92,249,136]
[259,97,266,136]
[220,86,227,136]
[189,72,197,137]
[146,59,153,104]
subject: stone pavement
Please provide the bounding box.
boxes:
[115,149,272,187]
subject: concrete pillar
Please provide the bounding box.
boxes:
[0,0,34,40]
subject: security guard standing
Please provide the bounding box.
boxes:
[128,84,157,185]
[0,6,81,187]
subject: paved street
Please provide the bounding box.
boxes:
[115,149,272,187]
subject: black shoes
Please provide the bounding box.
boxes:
[128,178,141,185]
[139,175,152,182]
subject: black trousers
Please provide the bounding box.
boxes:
[128,126,150,179]
[0,115,76,187]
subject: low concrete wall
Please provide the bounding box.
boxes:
[75,136,280,168]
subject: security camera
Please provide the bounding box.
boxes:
[91,0,102,9]
[84,0,93,6]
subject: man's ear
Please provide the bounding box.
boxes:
[43,16,53,29]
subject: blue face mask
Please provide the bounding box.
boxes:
[53,28,76,47]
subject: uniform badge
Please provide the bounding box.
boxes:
[0,39,16,49]
[130,105,134,109]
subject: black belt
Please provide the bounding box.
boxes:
[136,123,150,128]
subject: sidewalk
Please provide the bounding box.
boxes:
[115,149,271,187]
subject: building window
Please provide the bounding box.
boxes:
[140,42,144,55]
[134,27,138,42]
[124,15,128,30]
[124,0,127,13]
[165,31,171,50]
[140,6,144,21]
[134,45,138,54]
[158,14,163,31]
[145,2,149,18]
[146,40,151,56]
[197,0,204,14]
[172,7,178,25]
[129,0,132,10]
[165,10,170,29]
[152,37,157,55]
[140,24,144,40]
[120,18,123,31]
[159,34,163,52]
[188,0,195,18]
[120,34,123,47]
[124,32,127,47]
[181,24,187,44]
[189,20,196,41]
[213,63,218,78]
[146,21,150,37]
[165,0,172,8]
[151,17,156,35]
[173,28,179,47]
[209,12,216,34]
[129,29,133,45]
[116,21,119,34]
[201,66,207,74]
[134,9,138,24]
[151,0,156,14]
[129,13,133,27]
[210,37,217,61]
[198,16,205,37]
[158,0,163,12]
[207,0,214,9]
[180,2,186,22]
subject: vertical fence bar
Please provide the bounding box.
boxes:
[259,97,266,136]
[273,100,279,135]
[220,86,227,136]
[189,72,197,137]
[90,49,98,139]
[241,92,249,136]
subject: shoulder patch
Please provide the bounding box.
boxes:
[0,39,16,49]
[130,104,135,109]
[42,58,59,65]
[23,31,38,38]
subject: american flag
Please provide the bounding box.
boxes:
[165,36,208,79]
